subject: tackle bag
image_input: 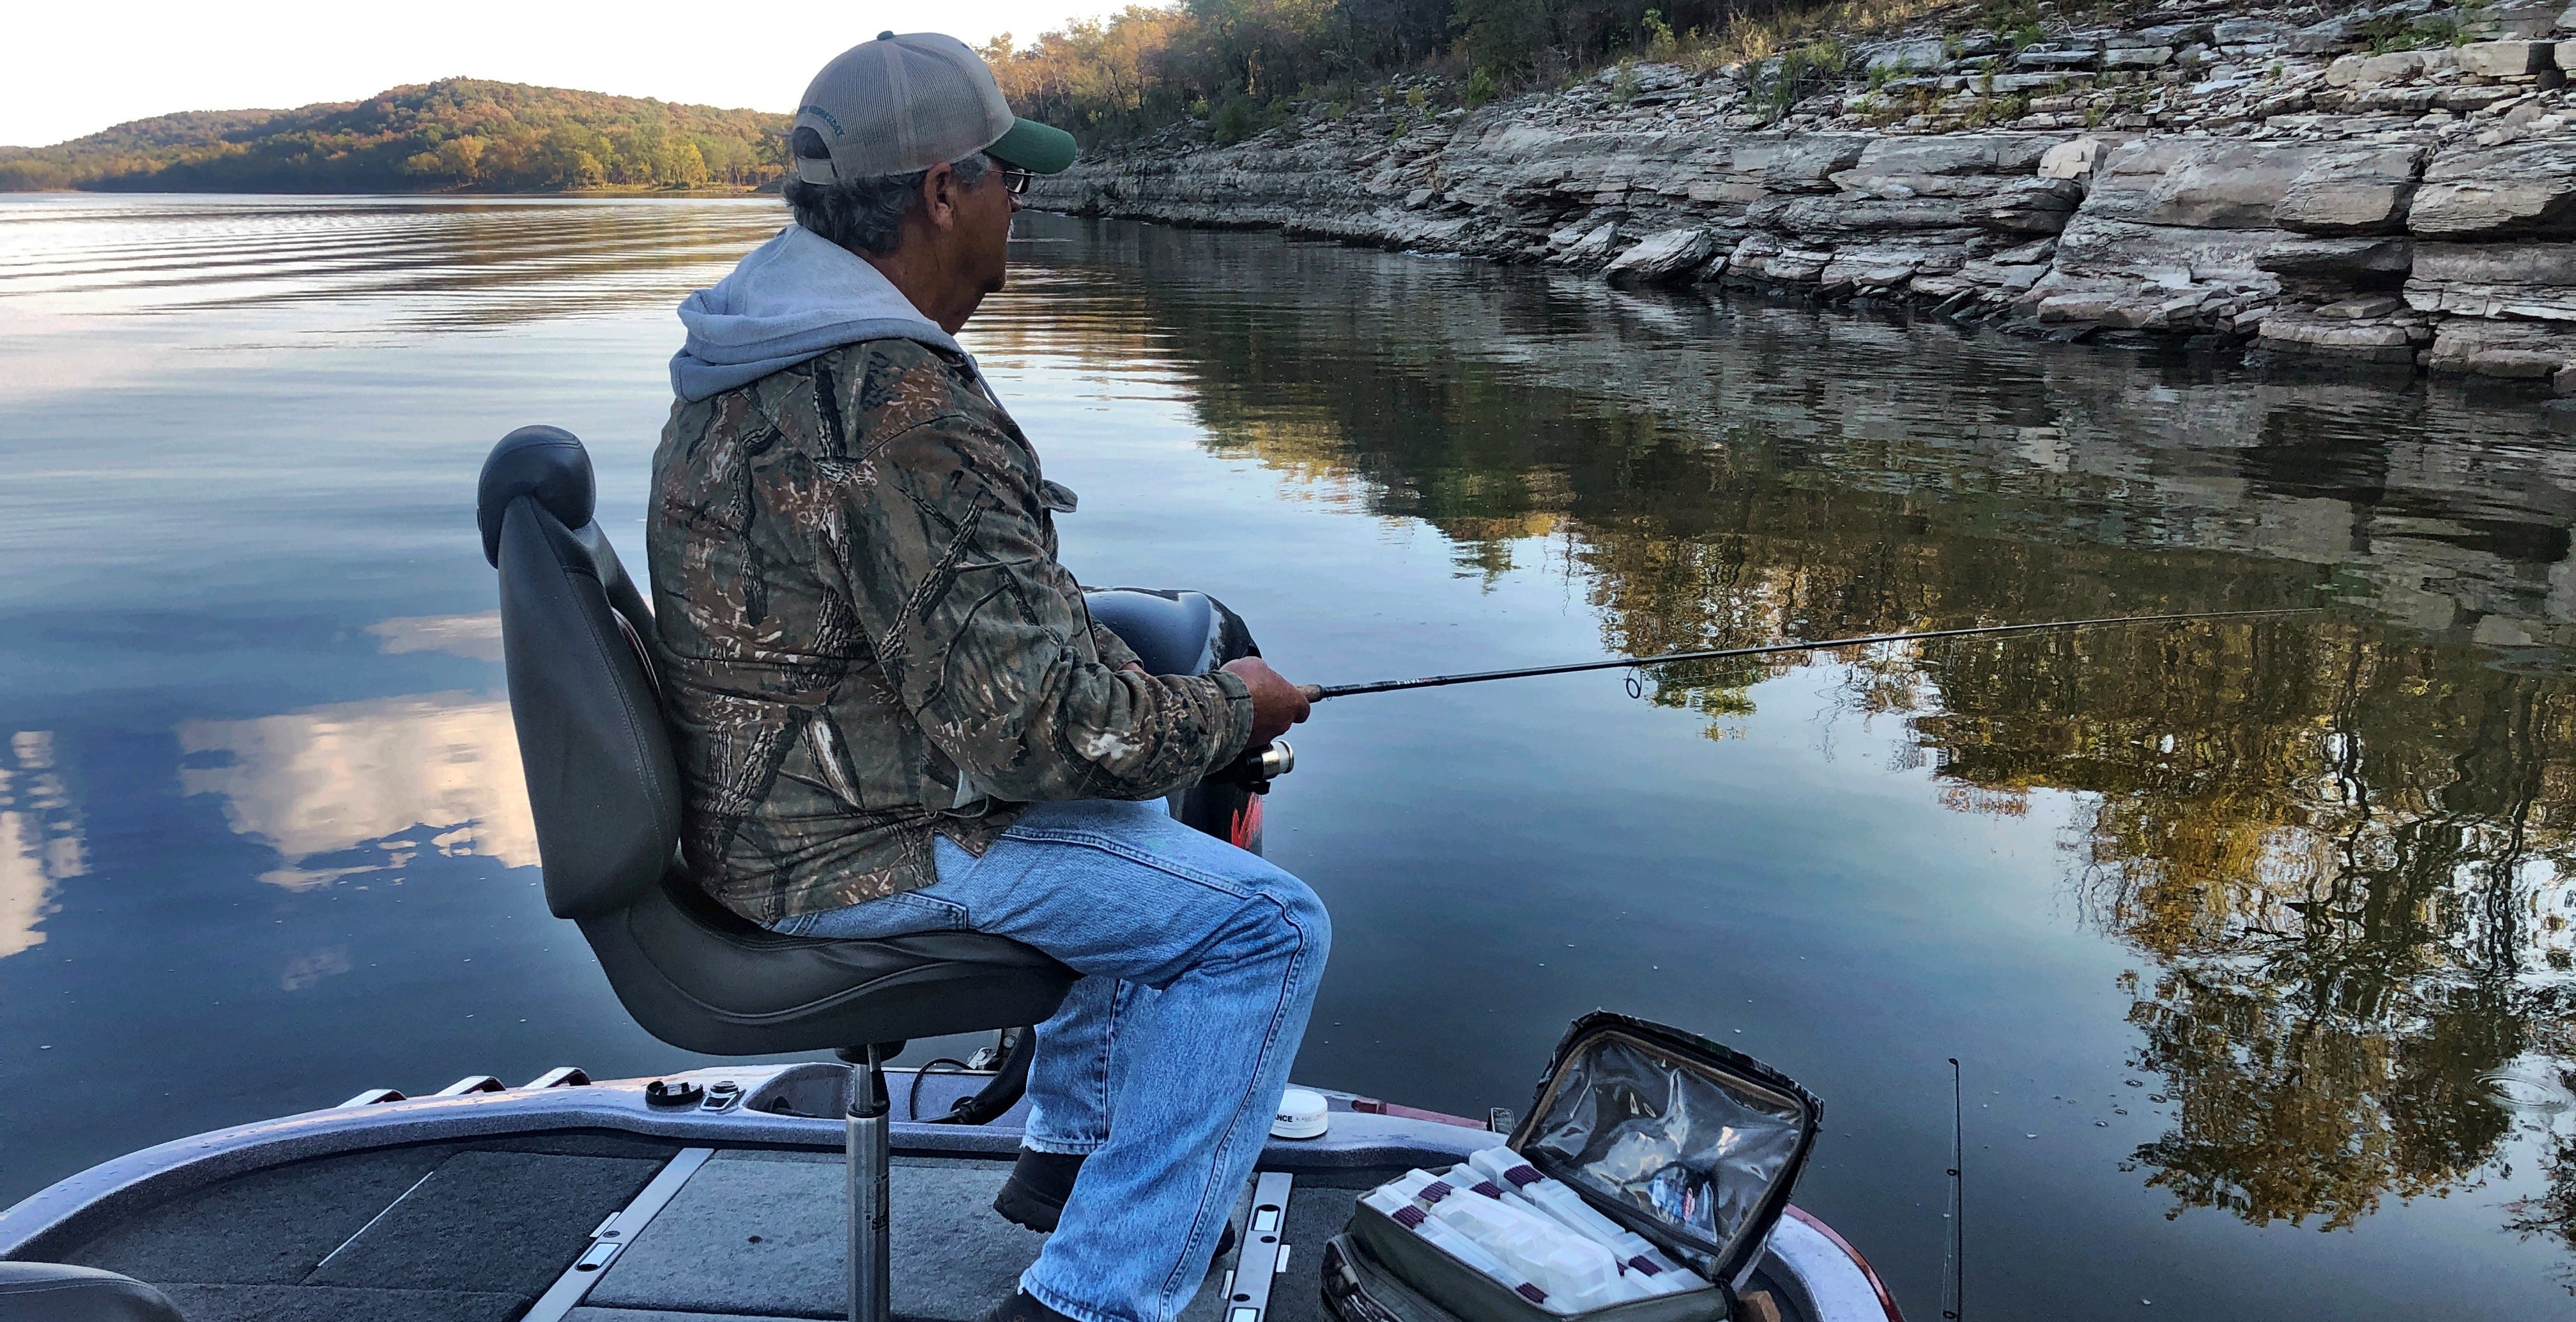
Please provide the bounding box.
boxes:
[1322,1012,1821,1322]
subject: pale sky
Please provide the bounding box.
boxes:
[4,0,1131,148]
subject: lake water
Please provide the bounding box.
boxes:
[6,193,2576,1319]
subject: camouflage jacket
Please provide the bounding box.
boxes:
[647,339,1255,923]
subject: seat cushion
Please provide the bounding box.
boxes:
[581,871,1077,1056]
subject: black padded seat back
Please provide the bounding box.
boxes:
[482,427,681,920]
[480,426,1078,1056]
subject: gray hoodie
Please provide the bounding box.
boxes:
[668,224,972,404]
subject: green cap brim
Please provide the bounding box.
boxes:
[988,118,1078,173]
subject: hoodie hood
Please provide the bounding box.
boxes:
[670,224,969,403]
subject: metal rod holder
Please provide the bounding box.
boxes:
[848,1044,892,1322]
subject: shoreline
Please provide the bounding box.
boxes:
[1030,1,2576,400]
[0,185,779,197]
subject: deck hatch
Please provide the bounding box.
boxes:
[521,1145,714,1322]
[302,1149,666,1296]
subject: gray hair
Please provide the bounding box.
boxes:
[785,152,990,257]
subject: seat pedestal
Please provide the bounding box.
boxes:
[848,1045,894,1322]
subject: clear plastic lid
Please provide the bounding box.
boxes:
[1512,1015,1819,1280]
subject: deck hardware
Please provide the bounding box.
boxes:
[700,1079,742,1111]
[520,1146,716,1322]
[1224,1172,1294,1322]
[433,1075,505,1096]
[526,1066,591,1089]
[645,1079,705,1108]
[334,1088,404,1107]
[964,1027,1021,1072]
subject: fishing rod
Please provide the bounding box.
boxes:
[1293,608,2315,702]
[1943,1056,1966,1322]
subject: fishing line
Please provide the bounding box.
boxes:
[1295,608,2315,702]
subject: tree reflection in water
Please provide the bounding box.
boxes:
[1943,622,2573,1233]
[996,222,2576,1258]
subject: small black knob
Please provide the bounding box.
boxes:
[645,1079,705,1108]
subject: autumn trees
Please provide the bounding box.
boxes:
[973,0,1754,146]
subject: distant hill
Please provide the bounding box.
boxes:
[0,79,791,192]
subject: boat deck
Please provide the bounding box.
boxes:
[52,1133,1365,1322]
[5,1065,1841,1322]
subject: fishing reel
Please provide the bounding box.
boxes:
[1211,740,1295,794]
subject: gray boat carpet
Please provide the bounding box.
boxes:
[61,1134,1366,1322]
[303,1150,664,1294]
[567,1311,813,1322]
[68,1143,464,1285]
[1264,1185,1361,1322]
[588,1151,1354,1322]
[64,1137,673,1322]
[477,1130,690,1161]
[157,1282,526,1321]
[590,1153,1052,1321]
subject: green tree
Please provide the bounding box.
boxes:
[4,79,790,194]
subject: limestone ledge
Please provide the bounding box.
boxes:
[1031,2,2576,394]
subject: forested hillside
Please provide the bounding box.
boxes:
[0,79,789,192]
[981,0,1905,143]
[3,0,1969,190]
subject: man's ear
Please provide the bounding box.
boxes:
[918,162,959,231]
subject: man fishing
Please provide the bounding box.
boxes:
[646,31,1321,1322]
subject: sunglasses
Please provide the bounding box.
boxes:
[993,160,1033,196]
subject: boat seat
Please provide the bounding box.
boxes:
[477,426,1078,1059]
[0,1263,183,1322]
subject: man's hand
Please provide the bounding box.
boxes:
[1222,656,1312,745]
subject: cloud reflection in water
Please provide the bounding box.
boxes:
[0,732,86,960]
[177,693,535,889]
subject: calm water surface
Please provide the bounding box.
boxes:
[7,194,2576,1319]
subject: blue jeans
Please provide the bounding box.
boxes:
[768,798,1332,1322]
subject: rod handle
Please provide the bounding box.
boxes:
[1298,684,1325,702]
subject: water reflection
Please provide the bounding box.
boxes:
[277,946,353,993]
[0,196,784,328]
[1003,222,2576,1240]
[13,195,2576,1310]
[0,732,86,960]
[368,613,505,663]
[176,693,535,890]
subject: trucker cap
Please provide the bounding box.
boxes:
[792,31,1078,184]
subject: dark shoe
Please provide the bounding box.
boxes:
[993,1148,1238,1259]
[976,1290,1078,1322]
[993,1148,1084,1233]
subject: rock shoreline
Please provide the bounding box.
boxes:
[1030,0,2576,394]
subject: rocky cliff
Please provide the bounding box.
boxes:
[1031,0,2576,392]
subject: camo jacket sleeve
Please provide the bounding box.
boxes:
[1089,617,1143,672]
[820,342,1254,803]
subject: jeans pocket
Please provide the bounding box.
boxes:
[792,889,972,940]
[882,890,971,932]
[767,911,818,939]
